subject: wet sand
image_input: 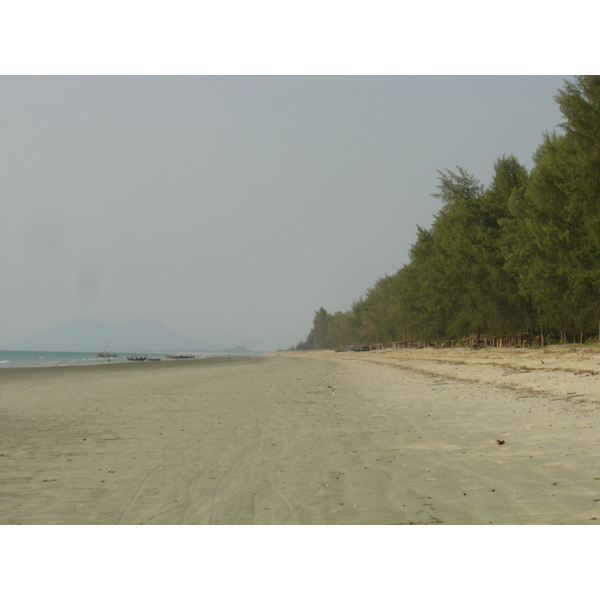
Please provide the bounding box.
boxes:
[1,348,599,524]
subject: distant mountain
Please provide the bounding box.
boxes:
[1,318,216,353]
[196,332,295,352]
[0,318,293,353]
[221,345,262,355]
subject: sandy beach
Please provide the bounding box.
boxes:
[1,347,600,524]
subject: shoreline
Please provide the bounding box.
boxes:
[0,354,257,378]
[0,349,262,371]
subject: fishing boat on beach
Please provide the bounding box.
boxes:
[166,354,195,359]
[126,356,147,361]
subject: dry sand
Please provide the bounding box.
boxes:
[1,347,600,524]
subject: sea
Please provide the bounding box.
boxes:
[0,350,228,369]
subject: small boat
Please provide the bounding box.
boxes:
[146,358,161,362]
[96,350,118,358]
[166,354,196,359]
[127,356,147,361]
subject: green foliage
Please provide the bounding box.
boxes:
[296,77,600,349]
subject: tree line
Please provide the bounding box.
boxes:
[296,76,600,350]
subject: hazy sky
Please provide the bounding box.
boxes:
[0,76,572,349]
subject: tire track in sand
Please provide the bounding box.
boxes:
[117,418,215,524]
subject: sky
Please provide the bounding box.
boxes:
[0,75,573,349]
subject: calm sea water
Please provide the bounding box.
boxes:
[0,350,220,368]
